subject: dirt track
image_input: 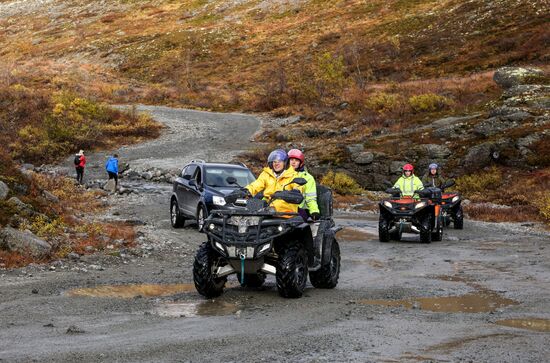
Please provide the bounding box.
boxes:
[1,106,549,363]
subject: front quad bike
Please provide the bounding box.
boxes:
[378,182,451,243]
[440,181,463,229]
[193,178,341,299]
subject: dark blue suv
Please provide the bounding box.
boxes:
[170,160,256,231]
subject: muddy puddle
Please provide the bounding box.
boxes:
[336,227,375,242]
[360,292,517,313]
[66,283,196,298]
[151,301,241,318]
[496,318,550,332]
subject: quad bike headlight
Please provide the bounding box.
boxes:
[383,201,392,208]
[214,241,225,252]
[452,196,459,203]
[414,202,426,209]
[258,242,271,254]
[208,223,215,230]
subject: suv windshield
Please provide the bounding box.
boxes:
[204,166,255,187]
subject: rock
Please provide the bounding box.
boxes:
[7,197,34,215]
[353,152,374,165]
[68,252,80,261]
[42,190,59,203]
[66,325,85,334]
[0,227,51,257]
[0,181,9,200]
[493,67,545,89]
[339,102,349,109]
[500,111,531,123]
[431,115,480,128]
[103,179,116,193]
[463,143,494,169]
[346,144,364,154]
[473,117,515,137]
[21,163,35,171]
[488,106,523,118]
[141,172,153,180]
[12,183,28,194]
[416,144,452,159]
[517,134,542,156]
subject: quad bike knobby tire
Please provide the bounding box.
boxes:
[378,216,390,242]
[432,220,443,241]
[170,199,185,228]
[236,272,266,288]
[309,239,340,289]
[419,217,432,244]
[193,242,227,298]
[454,206,464,230]
[276,244,308,298]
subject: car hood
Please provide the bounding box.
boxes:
[206,186,238,196]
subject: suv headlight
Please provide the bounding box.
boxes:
[383,201,392,208]
[415,202,426,209]
[213,195,226,206]
[452,196,459,203]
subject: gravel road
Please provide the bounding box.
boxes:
[1,106,549,363]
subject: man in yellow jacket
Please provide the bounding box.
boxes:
[245,149,302,214]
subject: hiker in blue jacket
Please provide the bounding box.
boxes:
[105,154,119,188]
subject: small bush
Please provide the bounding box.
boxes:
[456,167,502,194]
[321,170,363,195]
[365,92,402,114]
[534,191,550,222]
[408,93,453,113]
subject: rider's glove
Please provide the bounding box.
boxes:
[311,212,320,221]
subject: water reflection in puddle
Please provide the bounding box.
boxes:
[152,301,240,317]
[496,318,550,332]
[360,292,517,313]
[66,284,195,298]
[337,227,374,242]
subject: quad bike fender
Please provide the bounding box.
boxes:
[288,224,315,263]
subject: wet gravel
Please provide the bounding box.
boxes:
[1,106,549,362]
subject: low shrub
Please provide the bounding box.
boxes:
[408,93,453,113]
[365,92,403,114]
[456,167,502,194]
[320,170,363,195]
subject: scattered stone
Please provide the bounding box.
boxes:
[66,325,85,334]
[346,144,364,154]
[32,288,38,294]
[68,252,80,261]
[43,323,55,327]
[103,179,117,193]
[0,227,51,257]
[353,152,374,165]
[42,190,59,203]
[0,181,9,200]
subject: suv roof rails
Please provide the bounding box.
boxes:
[190,159,206,164]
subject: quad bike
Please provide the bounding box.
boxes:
[440,182,463,229]
[378,180,454,243]
[193,177,341,299]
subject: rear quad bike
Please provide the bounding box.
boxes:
[378,180,454,243]
[440,182,463,229]
[193,177,341,299]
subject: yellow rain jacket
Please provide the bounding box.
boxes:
[394,175,424,198]
[246,166,302,214]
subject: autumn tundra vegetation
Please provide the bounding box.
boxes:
[0,0,548,266]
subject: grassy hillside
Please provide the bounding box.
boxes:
[0,0,549,227]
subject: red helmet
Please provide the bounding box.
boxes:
[403,163,414,172]
[288,149,305,167]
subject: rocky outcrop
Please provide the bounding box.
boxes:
[0,181,9,200]
[0,227,51,257]
[493,67,546,89]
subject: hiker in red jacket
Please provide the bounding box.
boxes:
[74,150,86,184]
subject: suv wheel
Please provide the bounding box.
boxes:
[170,199,185,228]
[196,204,208,232]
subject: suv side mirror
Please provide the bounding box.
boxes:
[188,179,197,187]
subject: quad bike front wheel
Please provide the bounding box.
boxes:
[309,239,340,289]
[378,216,390,242]
[276,244,308,298]
[419,217,432,244]
[432,219,443,241]
[454,206,464,230]
[193,242,227,298]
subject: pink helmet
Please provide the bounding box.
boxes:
[403,163,414,172]
[288,149,305,167]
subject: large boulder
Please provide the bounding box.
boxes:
[0,181,9,200]
[0,227,51,257]
[493,67,546,89]
[353,152,374,165]
[415,144,452,159]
